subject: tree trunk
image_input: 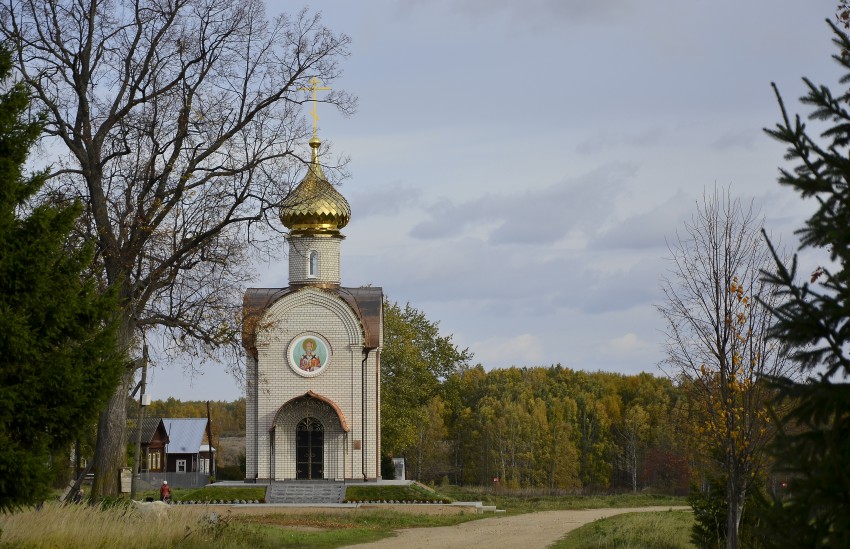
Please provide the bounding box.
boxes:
[91,368,133,497]
[632,445,638,493]
[91,314,136,498]
[416,430,423,481]
[726,472,745,549]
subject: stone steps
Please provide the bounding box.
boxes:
[266,481,345,504]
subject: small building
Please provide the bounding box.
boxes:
[162,418,216,476]
[243,132,383,482]
[128,417,169,472]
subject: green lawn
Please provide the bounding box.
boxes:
[552,510,696,549]
[137,485,267,502]
[344,483,449,503]
[437,485,685,514]
[138,483,449,504]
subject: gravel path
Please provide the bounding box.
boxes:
[343,506,690,549]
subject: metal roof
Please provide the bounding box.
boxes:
[162,418,208,455]
[242,286,383,355]
[337,287,383,349]
[127,417,167,445]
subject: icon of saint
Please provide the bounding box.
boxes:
[299,338,321,371]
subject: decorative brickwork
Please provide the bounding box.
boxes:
[288,234,342,285]
[272,395,346,479]
[244,272,382,481]
[247,136,381,482]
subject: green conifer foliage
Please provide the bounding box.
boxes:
[761,21,850,548]
[0,47,123,512]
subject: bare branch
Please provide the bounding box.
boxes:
[0,0,353,497]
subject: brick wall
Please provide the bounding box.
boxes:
[288,234,342,285]
[245,286,380,480]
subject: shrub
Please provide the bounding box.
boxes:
[688,477,767,549]
[381,454,395,480]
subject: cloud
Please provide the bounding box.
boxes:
[348,232,664,319]
[402,0,634,31]
[710,128,760,151]
[576,126,669,155]
[473,333,545,367]
[566,257,662,314]
[347,181,423,217]
[591,191,693,250]
[605,332,655,356]
[409,162,638,244]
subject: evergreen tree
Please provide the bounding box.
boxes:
[0,46,123,511]
[761,21,850,547]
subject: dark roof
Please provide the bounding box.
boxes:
[127,417,168,445]
[242,286,383,356]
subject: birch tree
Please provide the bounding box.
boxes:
[617,404,649,493]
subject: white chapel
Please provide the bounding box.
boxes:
[242,125,383,481]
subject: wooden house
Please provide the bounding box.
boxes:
[162,418,216,476]
[128,417,169,472]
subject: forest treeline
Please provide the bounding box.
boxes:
[142,367,690,494]
[126,398,246,439]
[402,365,690,494]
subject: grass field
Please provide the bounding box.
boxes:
[552,510,696,549]
[438,485,685,514]
[0,486,690,548]
[344,483,449,503]
[0,501,484,548]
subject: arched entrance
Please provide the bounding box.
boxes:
[271,391,349,480]
[296,417,324,479]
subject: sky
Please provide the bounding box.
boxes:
[146,0,840,401]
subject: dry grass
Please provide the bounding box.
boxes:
[0,501,232,548]
[0,501,485,548]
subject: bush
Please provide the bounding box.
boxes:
[216,453,246,481]
[216,465,243,481]
[688,481,725,548]
[380,454,395,480]
[688,477,767,549]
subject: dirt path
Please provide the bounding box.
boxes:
[343,506,690,549]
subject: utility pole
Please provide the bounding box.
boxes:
[206,401,214,479]
[130,342,149,499]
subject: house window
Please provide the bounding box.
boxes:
[200,458,209,474]
[177,459,186,473]
[308,251,318,278]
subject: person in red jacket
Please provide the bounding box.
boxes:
[159,480,171,502]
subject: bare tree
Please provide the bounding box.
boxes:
[657,189,793,549]
[0,0,354,496]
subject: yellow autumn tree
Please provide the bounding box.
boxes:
[658,189,795,549]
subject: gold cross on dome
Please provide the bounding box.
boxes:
[300,77,331,137]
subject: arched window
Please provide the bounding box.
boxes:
[308,250,319,278]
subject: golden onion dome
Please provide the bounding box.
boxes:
[280,137,351,235]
